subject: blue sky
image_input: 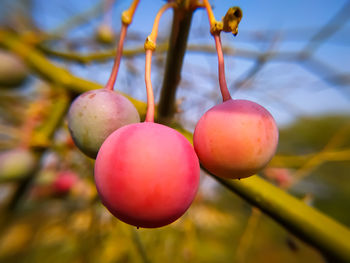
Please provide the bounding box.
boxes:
[2,0,350,127]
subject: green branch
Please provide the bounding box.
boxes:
[30,87,70,148]
[205,169,350,262]
[39,44,166,64]
[39,43,293,64]
[0,30,148,118]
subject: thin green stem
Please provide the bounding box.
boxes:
[235,208,261,263]
[131,228,151,263]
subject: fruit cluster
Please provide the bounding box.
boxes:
[66,1,278,228]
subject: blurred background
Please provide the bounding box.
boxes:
[0,0,349,262]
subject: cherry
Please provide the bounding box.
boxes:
[94,122,200,228]
[67,89,140,159]
[263,167,292,188]
[193,99,278,179]
[52,171,78,195]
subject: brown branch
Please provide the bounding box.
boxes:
[157,5,194,124]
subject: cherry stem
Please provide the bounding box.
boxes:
[202,0,216,28]
[214,34,231,101]
[105,24,127,91]
[104,0,140,91]
[145,49,154,122]
[144,2,176,122]
[122,0,140,24]
[203,0,231,101]
[148,3,175,44]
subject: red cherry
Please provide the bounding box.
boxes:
[53,171,78,194]
[94,122,200,228]
[194,99,278,179]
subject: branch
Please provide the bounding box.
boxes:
[40,43,350,88]
[38,43,167,64]
[204,168,350,263]
[51,1,104,36]
[157,5,194,124]
[270,149,350,168]
[0,30,148,118]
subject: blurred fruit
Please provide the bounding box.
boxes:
[0,50,29,87]
[52,170,78,195]
[0,148,36,182]
[263,167,293,188]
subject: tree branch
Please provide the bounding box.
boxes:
[157,5,194,124]
[0,30,148,118]
[204,168,350,263]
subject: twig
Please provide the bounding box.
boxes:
[52,1,104,36]
[157,4,195,124]
[0,30,148,117]
[131,228,151,263]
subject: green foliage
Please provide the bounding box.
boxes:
[278,115,350,154]
[278,115,350,226]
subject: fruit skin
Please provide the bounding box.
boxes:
[94,122,200,228]
[193,99,278,179]
[67,89,140,159]
[0,50,28,87]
